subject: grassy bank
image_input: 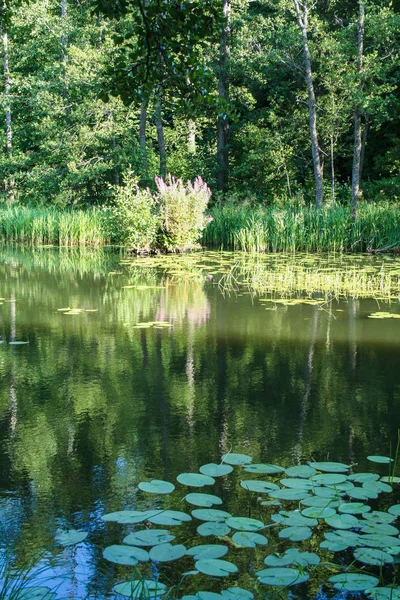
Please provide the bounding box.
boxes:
[0,206,107,246]
[204,201,400,253]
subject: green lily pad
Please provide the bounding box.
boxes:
[101,510,157,524]
[325,530,361,547]
[256,567,309,586]
[325,513,359,529]
[264,548,320,567]
[148,510,192,526]
[339,502,371,515]
[360,522,399,536]
[359,534,400,548]
[232,531,269,548]
[329,573,379,592]
[182,594,222,600]
[149,543,187,562]
[354,547,394,566]
[279,478,314,490]
[320,539,348,552]
[244,463,284,475]
[240,480,279,493]
[186,544,229,560]
[313,486,341,498]
[225,516,264,531]
[191,509,232,522]
[348,487,378,500]
[197,521,231,536]
[301,506,336,519]
[309,461,350,473]
[381,476,400,483]
[221,452,252,466]
[301,496,339,508]
[177,473,215,487]
[363,510,396,523]
[271,511,317,527]
[139,480,175,494]
[269,489,311,501]
[220,588,254,600]
[367,456,393,464]
[103,544,149,565]
[285,465,317,478]
[278,526,312,541]
[55,529,88,546]
[388,504,400,516]
[113,580,167,598]
[186,493,223,507]
[311,473,347,486]
[366,588,400,599]
[348,473,379,483]
[199,463,233,477]
[123,529,175,547]
[363,480,393,494]
[195,558,238,577]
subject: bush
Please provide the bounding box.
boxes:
[156,175,212,251]
[101,173,159,251]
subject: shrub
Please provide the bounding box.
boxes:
[101,173,159,251]
[156,175,212,251]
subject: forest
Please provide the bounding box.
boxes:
[1,0,400,249]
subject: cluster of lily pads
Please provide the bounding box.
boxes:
[95,452,400,600]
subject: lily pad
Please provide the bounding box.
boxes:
[271,511,317,527]
[101,510,157,524]
[191,509,232,522]
[199,463,233,477]
[148,510,192,526]
[381,476,400,483]
[349,473,379,483]
[301,496,339,508]
[103,544,149,565]
[186,544,229,560]
[309,461,350,473]
[301,506,336,519]
[285,465,317,478]
[197,521,231,536]
[278,526,312,541]
[360,522,399,536]
[195,558,238,577]
[358,534,400,549]
[311,473,347,486]
[232,531,269,548]
[244,463,284,475]
[240,480,279,493]
[363,480,393,494]
[149,543,187,562]
[221,588,254,600]
[388,504,400,516]
[329,573,379,592]
[264,548,320,567]
[325,513,359,529]
[138,480,175,494]
[185,493,223,507]
[354,547,394,566]
[182,594,222,600]
[55,529,88,546]
[320,539,349,552]
[123,529,175,547]
[367,455,393,464]
[366,588,400,599]
[177,473,215,487]
[256,567,309,586]
[113,580,167,598]
[339,502,371,515]
[348,487,378,500]
[269,489,311,501]
[221,452,252,466]
[363,510,396,524]
[225,516,264,531]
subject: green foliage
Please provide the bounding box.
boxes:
[101,173,159,251]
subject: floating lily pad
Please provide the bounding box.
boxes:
[138,480,175,494]
[220,588,254,600]
[232,531,268,548]
[366,588,400,599]
[177,473,215,487]
[225,517,264,531]
[279,478,314,490]
[149,543,187,562]
[325,530,361,547]
[185,493,223,507]
[301,496,339,508]
[363,510,396,524]
[367,456,393,464]
[55,529,88,546]
[388,504,400,516]
[285,465,317,478]
[244,463,284,475]
[313,486,340,498]
[101,510,156,524]
[182,594,222,600]
[113,580,167,598]
[103,544,149,565]
[360,522,399,536]
[358,534,400,548]
[186,544,229,560]
[197,522,231,536]
[339,502,371,515]
[325,513,359,529]
[191,509,232,522]
[271,511,317,528]
[309,461,350,473]
[195,558,238,577]
[269,489,310,501]
[349,473,380,483]
[123,529,175,547]
[256,567,309,586]
[363,480,393,494]
[221,453,252,466]
[354,547,394,566]
[320,539,348,552]
[311,473,347,486]
[264,548,320,567]
[329,573,379,592]
[301,506,336,519]
[148,510,192,526]
[199,463,233,477]
[240,480,279,493]
[348,487,377,500]
[279,526,312,541]
[381,476,400,483]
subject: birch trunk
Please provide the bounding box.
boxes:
[2,23,14,201]
[351,0,365,219]
[293,0,324,208]
[217,0,230,192]
[155,93,166,179]
[188,119,196,155]
[139,98,149,179]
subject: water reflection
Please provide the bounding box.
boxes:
[0,248,399,597]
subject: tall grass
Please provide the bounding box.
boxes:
[204,201,400,253]
[0,206,107,246]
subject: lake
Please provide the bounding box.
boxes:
[0,248,400,599]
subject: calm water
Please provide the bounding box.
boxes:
[0,248,400,598]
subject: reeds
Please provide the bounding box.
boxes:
[203,201,400,253]
[0,206,106,246]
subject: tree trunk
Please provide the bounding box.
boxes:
[360,113,370,182]
[2,23,14,202]
[139,98,149,180]
[293,0,324,209]
[351,0,365,219]
[330,133,335,207]
[155,93,166,179]
[217,0,231,192]
[188,119,196,155]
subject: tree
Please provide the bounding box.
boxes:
[351,0,365,218]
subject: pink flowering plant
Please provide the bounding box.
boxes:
[156,175,212,251]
